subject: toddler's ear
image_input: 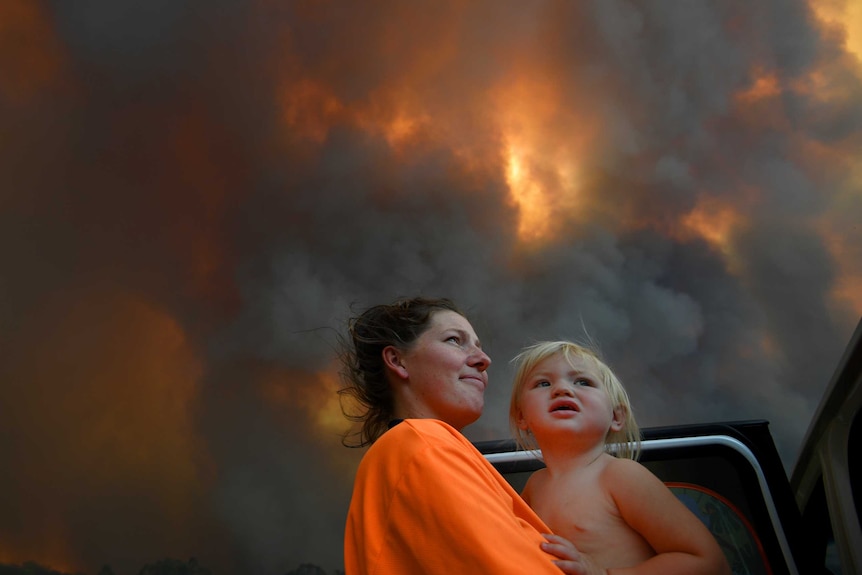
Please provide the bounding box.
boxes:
[610,404,627,431]
[516,410,529,430]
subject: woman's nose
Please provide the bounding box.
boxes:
[471,348,491,370]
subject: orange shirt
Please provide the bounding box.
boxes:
[344,419,562,574]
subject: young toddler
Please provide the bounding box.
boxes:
[510,341,730,575]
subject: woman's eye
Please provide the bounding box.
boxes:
[446,336,460,344]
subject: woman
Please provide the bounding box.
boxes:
[340,297,583,574]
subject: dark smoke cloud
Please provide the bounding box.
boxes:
[2,1,861,573]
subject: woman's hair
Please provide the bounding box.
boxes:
[339,296,464,447]
[509,341,641,460]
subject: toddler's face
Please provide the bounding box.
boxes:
[516,353,621,443]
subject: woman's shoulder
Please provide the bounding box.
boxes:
[405,418,471,441]
[383,418,464,441]
[367,419,474,459]
[358,418,489,484]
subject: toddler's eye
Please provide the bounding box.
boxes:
[535,380,551,388]
[575,378,593,387]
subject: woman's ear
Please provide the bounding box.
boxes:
[382,345,409,380]
[610,404,627,432]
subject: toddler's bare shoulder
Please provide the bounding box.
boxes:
[602,456,657,485]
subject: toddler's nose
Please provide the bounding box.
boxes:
[552,384,574,397]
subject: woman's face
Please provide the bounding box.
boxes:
[389,310,492,430]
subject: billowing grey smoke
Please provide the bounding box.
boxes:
[2,1,860,574]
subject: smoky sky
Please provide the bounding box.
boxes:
[2,1,861,573]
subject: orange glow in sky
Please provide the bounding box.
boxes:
[281,78,432,152]
[0,292,207,573]
[260,367,349,438]
[0,535,78,575]
[833,274,862,318]
[736,69,781,103]
[505,143,550,244]
[495,71,591,246]
[810,0,862,62]
[279,66,592,248]
[823,225,862,316]
[0,0,66,104]
[281,78,346,144]
[680,197,746,255]
[799,1,862,317]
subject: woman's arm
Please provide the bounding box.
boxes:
[371,421,567,574]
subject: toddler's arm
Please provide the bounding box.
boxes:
[604,458,731,575]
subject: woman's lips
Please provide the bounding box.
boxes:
[460,374,487,388]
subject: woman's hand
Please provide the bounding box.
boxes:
[541,534,607,575]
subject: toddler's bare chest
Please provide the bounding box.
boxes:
[532,485,620,538]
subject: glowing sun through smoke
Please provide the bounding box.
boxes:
[496,72,590,246]
[279,64,592,248]
[505,143,549,244]
[504,142,585,246]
